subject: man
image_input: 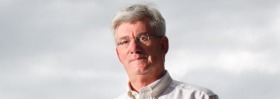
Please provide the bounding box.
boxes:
[111,3,218,99]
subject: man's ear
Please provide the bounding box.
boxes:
[161,36,169,54]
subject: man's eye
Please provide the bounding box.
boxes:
[138,35,148,41]
[117,40,129,46]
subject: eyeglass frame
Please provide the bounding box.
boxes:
[115,33,162,48]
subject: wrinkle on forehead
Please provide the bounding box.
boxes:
[115,20,151,40]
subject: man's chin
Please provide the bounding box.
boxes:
[134,65,152,75]
[134,69,150,75]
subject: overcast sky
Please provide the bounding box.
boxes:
[0,0,279,99]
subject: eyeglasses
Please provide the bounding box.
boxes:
[116,33,161,48]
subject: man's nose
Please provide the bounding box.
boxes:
[128,40,142,54]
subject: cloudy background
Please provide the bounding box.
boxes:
[1,0,279,99]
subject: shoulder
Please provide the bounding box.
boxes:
[170,80,218,99]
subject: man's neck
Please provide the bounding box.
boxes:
[129,70,165,92]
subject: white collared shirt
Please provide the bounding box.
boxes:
[115,71,218,99]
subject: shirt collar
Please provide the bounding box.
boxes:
[127,71,173,98]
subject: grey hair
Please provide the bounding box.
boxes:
[111,3,166,37]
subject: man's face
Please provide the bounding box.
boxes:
[115,20,168,76]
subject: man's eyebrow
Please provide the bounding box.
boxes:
[116,32,150,40]
[117,36,130,40]
[136,32,149,36]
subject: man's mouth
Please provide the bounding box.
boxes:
[129,55,148,62]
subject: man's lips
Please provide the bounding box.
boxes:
[128,55,148,62]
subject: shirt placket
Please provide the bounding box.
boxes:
[139,87,152,99]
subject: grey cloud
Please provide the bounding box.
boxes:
[0,0,279,99]
[183,67,280,99]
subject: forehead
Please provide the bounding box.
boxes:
[114,20,151,38]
